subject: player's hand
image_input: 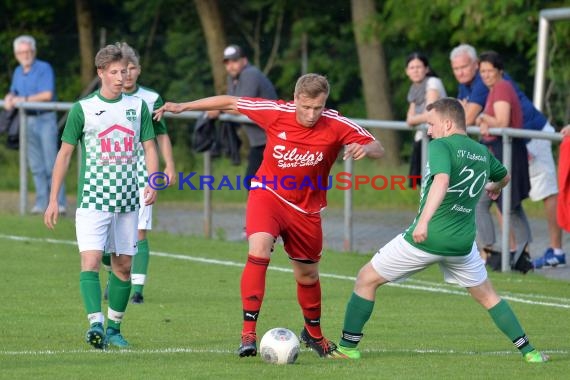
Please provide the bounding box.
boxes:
[485,182,502,200]
[343,143,366,161]
[153,102,184,121]
[412,222,428,243]
[44,202,59,230]
[163,165,177,187]
[143,186,157,205]
[561,125,570,138]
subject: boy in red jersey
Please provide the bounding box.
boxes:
[155,74,384,358]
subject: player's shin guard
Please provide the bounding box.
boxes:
[131,238,149,294]
[340,292,374,348]
[240,255,269,334]
[297,280,322,339]
[80,271,102,318]
[107,272,131,331]
[488,299,534,355]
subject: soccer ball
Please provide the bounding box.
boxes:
[259,327,300,365]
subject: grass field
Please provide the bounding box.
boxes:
[1,214,569,379]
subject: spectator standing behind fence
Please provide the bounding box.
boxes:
[450,43,565,268]
[3,35,66,214]
[207,45,278,184]
[475,51,532,269]
[404,52,447,188]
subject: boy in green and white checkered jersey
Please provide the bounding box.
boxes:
[44,43,159,349]
[101,42,176,305]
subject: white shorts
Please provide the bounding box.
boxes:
[138,189,153,230]
[370,234,487,288]
[527,123,558,201]
[75,208,138,255]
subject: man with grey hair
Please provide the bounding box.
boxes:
[450,43,565,269]
[3,35,66,214]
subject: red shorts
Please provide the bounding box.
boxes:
[246,189,323,263]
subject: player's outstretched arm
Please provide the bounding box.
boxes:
[44,143,75,229]
[153,95,240,121]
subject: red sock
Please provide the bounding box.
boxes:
[297,280,322,339]
[240,255,270,335]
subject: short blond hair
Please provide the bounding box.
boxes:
[294,73,330,98]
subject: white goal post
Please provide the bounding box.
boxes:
[533,7,570,111]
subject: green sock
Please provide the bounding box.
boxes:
[488,299,534,355]
[340,292,375,348]
[107,272,131,331]
[80,271,101,314]
[131,239,149,294]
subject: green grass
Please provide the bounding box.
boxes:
[0,214,568,379]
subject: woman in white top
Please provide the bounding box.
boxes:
[405,52,447,188]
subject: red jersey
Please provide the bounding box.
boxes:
[237,97,375,213]
[558,138,570,232]
[484,79,523,128]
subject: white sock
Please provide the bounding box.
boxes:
[553,248,564,256]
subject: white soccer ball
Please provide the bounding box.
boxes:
[259,327,300,365]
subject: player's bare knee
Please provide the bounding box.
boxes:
[355,263,386,292]
[248,232,275,257]
[137,229,147,240]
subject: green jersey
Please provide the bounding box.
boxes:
[126,85,167,189]
[403,134,507,256]
[62,91,155,213]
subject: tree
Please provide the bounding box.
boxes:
[75,0,95,89]
[351,0,399,165]
[194,0,227,95]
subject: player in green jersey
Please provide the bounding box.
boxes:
[101,42,176,305]
[336,98,548,363]
[44,43,159,349]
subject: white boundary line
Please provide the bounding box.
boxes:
[1,347,567,357]
[1,233,570,310]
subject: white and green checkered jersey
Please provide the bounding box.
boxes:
[62,91,156,213]
[403,134,507,256]
[126,85,167,189]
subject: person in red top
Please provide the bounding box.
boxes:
[475,51,532,270]
[558,125,570,236]
[155,73,384,358]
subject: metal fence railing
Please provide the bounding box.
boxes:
[1,100,563,272]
